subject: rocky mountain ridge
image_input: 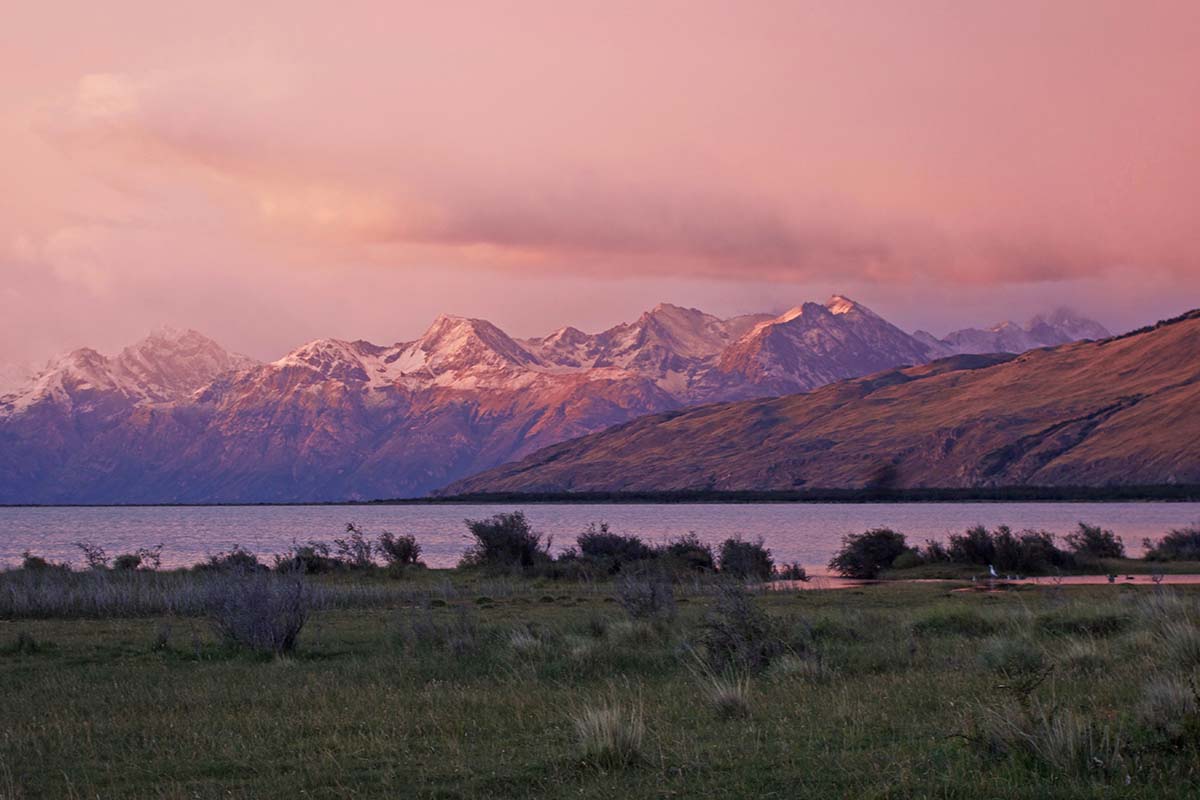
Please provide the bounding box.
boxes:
[444,310,1199,495]
[0,299,1111,502]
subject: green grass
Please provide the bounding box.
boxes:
[2,575,1200,798]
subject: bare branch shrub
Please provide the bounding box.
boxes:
[206,574,310,655]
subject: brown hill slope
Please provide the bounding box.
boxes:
[441,310,1200,494]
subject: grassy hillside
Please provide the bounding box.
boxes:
[3,570,1200,798]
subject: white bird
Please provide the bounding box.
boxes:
[988,564,998,578]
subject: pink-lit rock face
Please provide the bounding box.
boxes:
[2,3,1199,370]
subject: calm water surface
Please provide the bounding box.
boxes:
[2,502,1197,572]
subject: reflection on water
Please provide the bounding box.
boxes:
[1,502,1197,571]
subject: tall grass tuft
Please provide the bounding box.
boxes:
[572,694,645,769]
[1159,620,1200,669]
[977,702,1124,776]
[1137,675,1199,739]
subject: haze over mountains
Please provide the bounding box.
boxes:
[0,298,1110,503]
[447,311,1200,496]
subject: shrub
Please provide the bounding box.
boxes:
[615,573,676,621]
[572,696,645,769]
[206,575,309,655]
[460,512,549,569]
[273,540,341,574]
[1143,526,1200,561]
[111,545,162,572]
[948,525,995,565]
[73,541,109,570]
[921,540,951,562]
[828,529,909,578]
[699,583,785,673]
[718,537,773,580]
[19,552,64,572]
[1064,523,1125,559]
[890,550,923,571]
[376,531,423,567]
[195,546,267,573]
[945,526,1072,574]
[657,533,715,573]
[577,523,655,572]
[332,523,374,569]
[1003,529,1073,574]
[774,563,809,582]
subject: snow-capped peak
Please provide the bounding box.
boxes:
[388,314,541,383]
[825,295,877,317]
[775,306,808,324]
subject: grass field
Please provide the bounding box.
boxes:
[2,572,1200,798]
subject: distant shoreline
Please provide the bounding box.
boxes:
[2,484,1199,508]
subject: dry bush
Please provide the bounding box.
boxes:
[206,575,309,655]
[699,583,785,673]
[615,572,676,621]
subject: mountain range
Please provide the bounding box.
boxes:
[0,298,1110,503]
[445,311,1200,495]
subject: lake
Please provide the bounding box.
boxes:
[2,502,1198,572]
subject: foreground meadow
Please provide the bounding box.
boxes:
[3,569,1200,799]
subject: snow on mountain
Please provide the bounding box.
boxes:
[705,296,936,398]
[390,315,542,385]
[941,308,1110,355]
[0,299,1113,503]
[0,362,35,396]
[112,327,260,401]
[0,329,259,415]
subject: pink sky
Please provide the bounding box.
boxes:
[2,1,1199,365]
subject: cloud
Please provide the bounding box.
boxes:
[3,0,1199,365]
[36,36,1196,291]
